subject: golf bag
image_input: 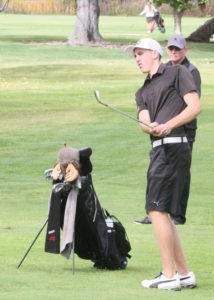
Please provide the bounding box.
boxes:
[73,174,131,269]
[45,147,131,270]
[154,11,165,33]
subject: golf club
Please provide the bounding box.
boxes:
[94,90,152,128]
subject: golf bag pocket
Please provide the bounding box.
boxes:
[93,210,131,270]
[111,215,131,259]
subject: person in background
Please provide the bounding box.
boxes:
[125,38,201,290]
[135,34,201,225]
[139,1,157,33]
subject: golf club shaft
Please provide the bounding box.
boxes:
[94,90,152,128]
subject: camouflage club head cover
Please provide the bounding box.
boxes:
[54,144,80,183]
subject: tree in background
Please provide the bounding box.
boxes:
[68,0,212,44]
[187,17,214,42]
[0,0,9,12]
[154,0,209,34]
[3,0,212,43]
[68,0,103,44]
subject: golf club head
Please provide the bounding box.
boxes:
[44,168,64,181]
[94,90,100,101]
[52,182,71,193]
[94,90,106,106]
[53,182,65,193]
[44,169,53,180]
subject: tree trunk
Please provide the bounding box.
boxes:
[68,0,103,44]
[186,17,214,42]
[0,0,9,12]
[173,8,184,34]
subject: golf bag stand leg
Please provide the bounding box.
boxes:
[17,218,48,269]
[71,230,75,275]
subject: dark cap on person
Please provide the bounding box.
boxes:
[167,34,186,49]
[125,38,163,57]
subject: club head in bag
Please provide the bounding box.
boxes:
[44,168,53,180]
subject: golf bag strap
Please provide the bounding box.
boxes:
[45,191,61,254]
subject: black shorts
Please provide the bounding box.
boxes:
[145,143,191,224]
[146,17,155,22]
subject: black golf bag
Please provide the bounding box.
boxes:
[45,147,131,270]
[154,11,166,33]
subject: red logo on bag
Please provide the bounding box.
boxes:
[48,230,56,241]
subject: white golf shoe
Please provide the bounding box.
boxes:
[178,271,197,288]
[141,272,181,291]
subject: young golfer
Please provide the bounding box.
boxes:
[136,34,202,225]
[125,38,201,290]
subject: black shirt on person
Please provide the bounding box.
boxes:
[135,63,197,143]
[166,57,201,144]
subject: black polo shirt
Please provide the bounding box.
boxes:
[166,57,201,97]
[135,63,197,139]
[166,58,201,142]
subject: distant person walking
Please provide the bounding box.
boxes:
[139,1,157,33]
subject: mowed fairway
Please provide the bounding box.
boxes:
[0,14,213,300]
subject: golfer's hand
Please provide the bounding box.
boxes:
[151,123,172,137]
[65,163,78,183]
[52,163,62,180]
[148,122,159,134]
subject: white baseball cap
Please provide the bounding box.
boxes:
[125,38,163,57]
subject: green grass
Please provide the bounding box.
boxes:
[0,14,213,300]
